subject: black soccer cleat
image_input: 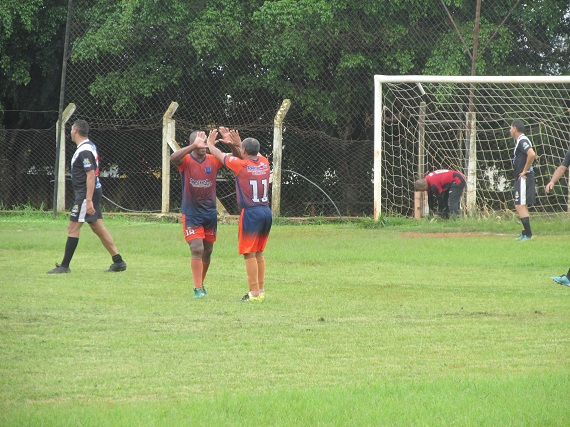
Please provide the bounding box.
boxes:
[105,261,127,272]
[47,263,70,274]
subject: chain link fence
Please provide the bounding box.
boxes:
[2,1,569,217]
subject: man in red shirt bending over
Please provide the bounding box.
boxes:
[414,169,466,218]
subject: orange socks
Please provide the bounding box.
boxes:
[202,261,210,284]
[245,257,259,295]
[256,255,266,293]
[191,258,203,289]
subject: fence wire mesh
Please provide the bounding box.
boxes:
[1,1,569,217]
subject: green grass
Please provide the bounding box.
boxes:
[1,214,569,426]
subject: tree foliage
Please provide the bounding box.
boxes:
[1,0,569,132]
[0,0,67,127]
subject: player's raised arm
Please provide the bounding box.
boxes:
[228,129,244,158]
[170,131,206,165]
[218,127,243,158]
[206,129,226,164]
[217,126,232,144]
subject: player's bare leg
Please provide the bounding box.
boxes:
[189,238,206,297]
[201,240,214,289]
[89,219,119,255]
[243,252,260,298]
[89,219,126,271]
[256,252,266,292]
[515,204,529,218]
[67,221,83,238]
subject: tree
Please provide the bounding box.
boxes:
[0,0,68,209]
[0,0,67,128]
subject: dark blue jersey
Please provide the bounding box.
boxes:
[512,134,533,177]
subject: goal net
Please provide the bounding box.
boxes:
[373,76,570,219]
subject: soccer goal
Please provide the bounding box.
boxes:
[373,75,570,220]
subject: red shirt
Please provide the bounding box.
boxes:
[425,169,465,195]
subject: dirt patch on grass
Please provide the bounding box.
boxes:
[400,232,501,238]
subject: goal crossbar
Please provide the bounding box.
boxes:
[375,75,570,84]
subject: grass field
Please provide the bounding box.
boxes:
[1,213,569,426]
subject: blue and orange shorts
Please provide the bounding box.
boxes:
[182,213,217,243]
[238,206,272,254]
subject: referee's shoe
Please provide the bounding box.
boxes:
[106,261,127,272]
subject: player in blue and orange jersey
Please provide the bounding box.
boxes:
[414,169,466,218]
[207,128,272,302]
[171,130,223,298]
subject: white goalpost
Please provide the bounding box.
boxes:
[374,75,570,220]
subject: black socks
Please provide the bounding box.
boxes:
[520,217,532,236]
[61,237,79,268]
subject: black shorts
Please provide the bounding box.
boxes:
[513,173,536,206]
[70,188,103,223]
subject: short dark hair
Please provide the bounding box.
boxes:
[511,119,525,133]
[188,130,198,144]
[414,178,427,191]
[73,119,89,136]
[242,137,260,155]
